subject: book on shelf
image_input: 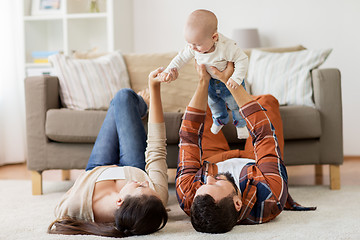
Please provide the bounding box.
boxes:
[31,51,61,63]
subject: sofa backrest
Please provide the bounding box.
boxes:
[123,52,198,112]
[123,45,306,112]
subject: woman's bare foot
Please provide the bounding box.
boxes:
[137,88,150,106]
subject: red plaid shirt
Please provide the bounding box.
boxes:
[176,100,313,224]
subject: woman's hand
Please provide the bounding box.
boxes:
[148,67,164,87]
[149,67,178,87]
[210,62,235,84]
[195,62,211,85]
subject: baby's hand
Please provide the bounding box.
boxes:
[159,68,178,83]
[158,72,169,82]
[226,78,239,89]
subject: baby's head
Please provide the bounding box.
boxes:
[184,10,218,53]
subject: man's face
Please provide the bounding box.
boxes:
[195,174,239,202]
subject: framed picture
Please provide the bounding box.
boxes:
[31,0,64,16]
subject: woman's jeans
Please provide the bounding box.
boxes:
[208,78,247,128]
[86,88,148,171]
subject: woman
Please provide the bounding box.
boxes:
[48,67,178,237]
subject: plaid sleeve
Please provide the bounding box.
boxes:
[175,106,206,216]
[238,100,289,224]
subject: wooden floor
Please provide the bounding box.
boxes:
[0,157,359,186]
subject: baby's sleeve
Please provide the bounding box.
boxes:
[164,45,194,73]
[225,42,249,85]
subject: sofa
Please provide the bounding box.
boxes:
[25,45,343,195]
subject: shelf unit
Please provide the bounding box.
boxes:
[22,0,133,76]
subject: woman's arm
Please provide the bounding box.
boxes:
[145,67,178,205]
[148,67,178,123]
[148,67,164,123]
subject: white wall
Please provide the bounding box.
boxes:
[133,0,360,156]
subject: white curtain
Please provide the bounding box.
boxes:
[0,1,27,166]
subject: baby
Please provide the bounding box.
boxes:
[160,9,249,139]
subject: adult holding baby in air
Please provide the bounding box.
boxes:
[171,9,316,234]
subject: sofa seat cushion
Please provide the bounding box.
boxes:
[222,105,321,144]
[280,105,321,140]
[46,109,183,144]
[46,109,107,143]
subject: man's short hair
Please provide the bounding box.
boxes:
[190,193,240,233]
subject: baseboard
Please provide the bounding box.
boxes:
[344,156,360,160]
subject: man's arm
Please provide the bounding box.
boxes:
[211,63,288,223]
[188,64,210,110]
[175,64,211,215]
[211,62,253,106]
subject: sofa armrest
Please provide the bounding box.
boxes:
[312,68,343,165]
[25,76,60,171]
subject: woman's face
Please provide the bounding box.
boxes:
[117,180,159,202]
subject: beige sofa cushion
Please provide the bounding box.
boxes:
[45,109,183,144]
[49,51,131,110]
[280,105,321,140]
[46,109,107,143]
[124,52,198,112]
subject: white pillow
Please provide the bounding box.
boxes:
[49,51,130,110]
[247,49,332,106]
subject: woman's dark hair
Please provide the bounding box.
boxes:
[48,195,168,238]
[190,193,240,233]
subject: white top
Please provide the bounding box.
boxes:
[164,33,249,85]
[216,158,255,192]
[95,167,126,183]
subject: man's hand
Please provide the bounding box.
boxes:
[210,62,235,84]
[195,62,211,85]
[226,78,239,89]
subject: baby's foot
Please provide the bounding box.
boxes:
[210,123,224,134]
[137,88,150,106]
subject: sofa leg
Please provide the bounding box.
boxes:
[62,170,71,181]
[315,165,323,185]
[330,165,341,190]
[31,171,43,195]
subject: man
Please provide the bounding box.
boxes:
[176,62,315,233]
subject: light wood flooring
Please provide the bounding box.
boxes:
[0,157,359,186]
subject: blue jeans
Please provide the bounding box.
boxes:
[86,88,148,171]
[208,78,247,128]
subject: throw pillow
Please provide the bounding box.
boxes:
[247,49,332,106]
[49,50,130,110]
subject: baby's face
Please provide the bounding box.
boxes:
[185,30,217,54]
